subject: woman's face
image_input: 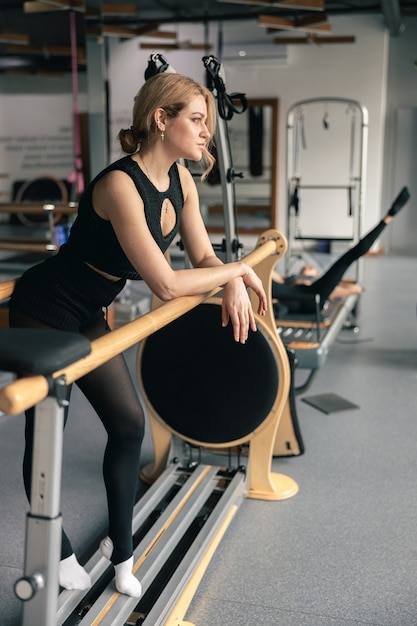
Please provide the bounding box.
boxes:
[164,95,210,162]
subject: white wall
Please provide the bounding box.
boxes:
[383,16,417,255]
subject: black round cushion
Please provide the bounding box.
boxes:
[14,176,67,225]
[140,302,278,444]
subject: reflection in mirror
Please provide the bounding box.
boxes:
[195,98,278,236]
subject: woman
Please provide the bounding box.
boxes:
[272,185,410,315]
[9,73,267,598]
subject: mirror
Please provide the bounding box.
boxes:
[195,97,279,236]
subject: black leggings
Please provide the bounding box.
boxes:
[9,309,145,566]
[272,219,387,313]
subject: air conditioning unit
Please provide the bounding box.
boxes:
[222,42,287,66]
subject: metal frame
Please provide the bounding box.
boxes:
[14,394,66,626]
[286,97,368,281]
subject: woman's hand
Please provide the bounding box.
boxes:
[241,265,268,316]
[222,268,267,344]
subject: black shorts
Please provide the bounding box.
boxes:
[9,251,126,332]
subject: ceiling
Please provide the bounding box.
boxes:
[0,0,416,75]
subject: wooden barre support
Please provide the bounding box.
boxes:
[0,231,287,416]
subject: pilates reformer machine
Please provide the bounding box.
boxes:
[276,293,359,393]
[274,97,369,391]
[0,230,304,626]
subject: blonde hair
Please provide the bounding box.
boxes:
[118,73,216,180]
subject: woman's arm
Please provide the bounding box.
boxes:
[94,166,266,342]
[178,166,267,343]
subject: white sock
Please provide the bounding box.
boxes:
[100,536,114,560]
[100,536,142,598]
[114,556,142,598]
[59,553,91,591]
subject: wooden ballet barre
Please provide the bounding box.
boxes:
[0,279,17,300]
[0,231,287,416]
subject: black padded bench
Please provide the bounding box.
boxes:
[0,328,91,379]
[0,328,91,626]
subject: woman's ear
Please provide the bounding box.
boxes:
[154,108,166,130]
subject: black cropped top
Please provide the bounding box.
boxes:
[62,156,184,280]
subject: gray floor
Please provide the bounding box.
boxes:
[1,253,417,625]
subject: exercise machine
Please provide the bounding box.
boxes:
[202,54,247,262]
[278,97,368,387]
[0,230,301,626]
[276,293,359,393]
[286,97,368,281]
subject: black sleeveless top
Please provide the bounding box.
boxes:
[62,156,184,280]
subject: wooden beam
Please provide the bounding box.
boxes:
[101,24,141,37]
[0,30,30,45]
[24,0,85,12]
[274,34,356,44]
[217,0,324,9]
[139,41,212,51]
[140,29,177,40]
[258,13,331,32]
[134,22,166,36]
[292,12,328,27]
[100,22,179,40]
[101,3,136,15]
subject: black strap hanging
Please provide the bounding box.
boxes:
[203,55,248,121]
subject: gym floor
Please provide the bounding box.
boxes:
[0,251,416,626]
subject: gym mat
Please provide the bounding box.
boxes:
[302,393,359,415]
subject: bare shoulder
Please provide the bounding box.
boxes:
[93,168,141,220]
[96,167,136,191]
[94,169,138,204]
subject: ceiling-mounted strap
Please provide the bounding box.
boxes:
[144,53,176,80]
[203,55,247,121]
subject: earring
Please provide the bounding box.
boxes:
[157,121,165,141]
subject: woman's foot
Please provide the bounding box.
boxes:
[100,535,114,560]
[387,186,410,217]
[100,536,142,598]
[114,556,142,598]
[59,553,91,591]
